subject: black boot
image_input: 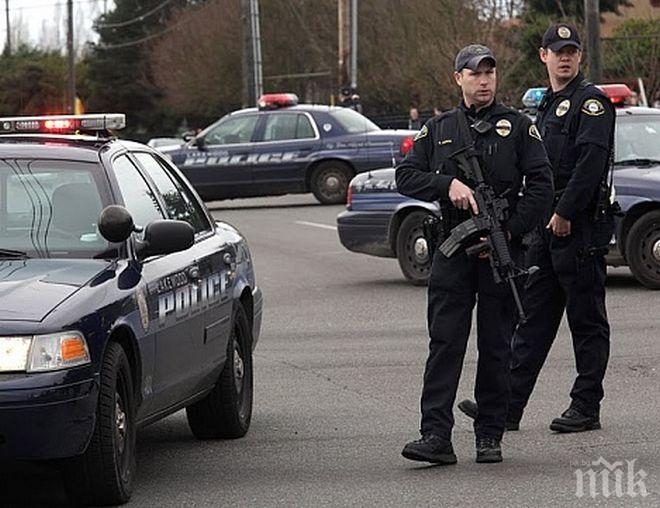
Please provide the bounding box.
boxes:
[457,399,520,431]
[401,434,457,464]
[549,407,601,433]
[475,436,502,463]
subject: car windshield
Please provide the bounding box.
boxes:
[0,159,112,259]
[615,115,660,166]
[329,108,380,133]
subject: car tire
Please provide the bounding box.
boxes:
[625,210,660,289]
[186,304,253,439]
[310,161,352,205]
[64,342,136,506]
[396,211,432,286]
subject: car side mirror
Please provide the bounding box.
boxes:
[182,130,195,142]
[98,205,136,243]
[195,135,206,150]
[137,220,194,259]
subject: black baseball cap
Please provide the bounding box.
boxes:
[542,23,582,51]
[454,44,496,72]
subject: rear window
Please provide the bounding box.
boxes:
[329,108,380,133]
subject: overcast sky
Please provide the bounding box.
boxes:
[3,0,115,51]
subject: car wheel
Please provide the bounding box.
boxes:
[625,210,660,289]
[64,342,136,506]
[186,304,253,439]
[310,161,352,205]
[396,211,432,286]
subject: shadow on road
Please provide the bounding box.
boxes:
[0,460,68,507]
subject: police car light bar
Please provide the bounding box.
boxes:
[257,93,299,110]
[0,114,126,134]
[596,84,633,106]
[522,87,546,109]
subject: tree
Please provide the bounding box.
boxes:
[0,46,68,115]
[603,18,660,104]
[81,0,208,140]
[525,0,630,19]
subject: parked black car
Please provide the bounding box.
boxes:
[0,114,263,505]
[338,105,660,288]
[161,93,417,204]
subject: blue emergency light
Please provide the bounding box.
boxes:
[522,87,547,109]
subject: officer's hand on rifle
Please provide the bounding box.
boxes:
[449,178,479,214]
[546,213,571,237]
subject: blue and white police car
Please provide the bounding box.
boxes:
[0,114,263,505]
[337,85,660,289]
[160,93,417,204]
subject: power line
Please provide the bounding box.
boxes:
[7,0,100,10]
[95,4,195,49]
[96,0,173,29]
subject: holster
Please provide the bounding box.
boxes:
[422,215,443,255]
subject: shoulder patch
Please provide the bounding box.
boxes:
[582,98,605,116]
[413,124,428,141]
[528,124,542,141]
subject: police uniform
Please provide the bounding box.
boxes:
[397,46,553,460]
[507,25,616,431]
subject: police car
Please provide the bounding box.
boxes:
[337,85,660,288]
[160,93,417,204]
[0,114,263,505]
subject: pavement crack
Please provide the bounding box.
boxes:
[255,353,417,416]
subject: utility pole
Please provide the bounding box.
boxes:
[240,0,263,107]
[337,0,350,89]
[4,0,10,56]
[67,0,76,113]
[250,0,263,102]
[584,0,602,83]
[349,0,357,91]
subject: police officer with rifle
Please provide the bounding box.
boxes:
[459,24,616,435]
[397,44,553,464]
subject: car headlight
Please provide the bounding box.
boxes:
[0,331,90,373]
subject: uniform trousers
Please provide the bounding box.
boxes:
[420,248,518,440]
[508,214,611,421]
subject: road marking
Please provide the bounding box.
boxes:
[295,220,337,231]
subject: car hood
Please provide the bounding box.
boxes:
[0,259,110,322]
[614,165,660,197]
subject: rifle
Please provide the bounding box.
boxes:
[438,110,537,323]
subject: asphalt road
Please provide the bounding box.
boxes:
[3,194,659,507]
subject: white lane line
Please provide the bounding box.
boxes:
[294,220,337,231]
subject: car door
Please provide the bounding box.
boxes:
[178,114,260,199]
[250,112,321,194]
[131,152,233,392]
[111,154,204,412]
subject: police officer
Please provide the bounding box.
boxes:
[458,24,616,433]
[398,45,553,464]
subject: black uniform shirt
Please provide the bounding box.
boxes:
[536,72,615,219]
[395,101,553,239]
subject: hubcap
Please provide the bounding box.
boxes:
[233,341,244,393]
[115,395,126,455]
[325,175,340,192]
[653,238,660,262]
[413,236,429,262]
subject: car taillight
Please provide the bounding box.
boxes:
[400,136,414,156]
[346,185,353,207]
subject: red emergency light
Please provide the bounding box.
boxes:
[0,114,126,134]
[257,93,299,110]
[400,136,414,156]
[597,84,633,106]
